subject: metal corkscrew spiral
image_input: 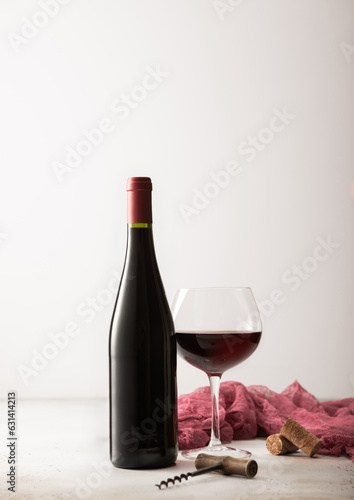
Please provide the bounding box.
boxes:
[155,454,258,489]
[155,464,223,489]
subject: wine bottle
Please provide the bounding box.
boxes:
[109,177,178,469]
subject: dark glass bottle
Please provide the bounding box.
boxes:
[109,177,177,469]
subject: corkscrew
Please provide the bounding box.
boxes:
[155,453,258,489]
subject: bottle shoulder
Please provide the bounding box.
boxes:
[110,228,174,341]
[110,267,174,339]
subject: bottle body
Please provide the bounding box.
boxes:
[109,179,177,469]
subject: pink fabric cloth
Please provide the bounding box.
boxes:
[178,380,354,461]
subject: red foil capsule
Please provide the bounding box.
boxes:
[126,177,152,224]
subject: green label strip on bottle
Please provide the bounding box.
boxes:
[129,223,152,228]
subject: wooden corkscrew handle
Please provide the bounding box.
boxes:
[195,454,258,478]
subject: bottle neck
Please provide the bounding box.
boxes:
[125,223,157,268]
[127,223,154,242]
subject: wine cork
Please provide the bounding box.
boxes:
[266,433,299,455]
[281,418,322,457]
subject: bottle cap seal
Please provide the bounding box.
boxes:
[126,177,152,192]
[126,177,153,223]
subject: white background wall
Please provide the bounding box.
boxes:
[0,0,353,401]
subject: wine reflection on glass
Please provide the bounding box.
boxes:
[172,287,262,460]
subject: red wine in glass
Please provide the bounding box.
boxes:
[176,331,262,376]
[172,287,262,459]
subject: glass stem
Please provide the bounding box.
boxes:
[208,375,222,447]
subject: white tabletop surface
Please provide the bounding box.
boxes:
[0,399,353,500]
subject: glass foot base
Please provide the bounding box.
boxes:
[181,445,252,460]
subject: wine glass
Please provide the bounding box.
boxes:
[172,287,262,460]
